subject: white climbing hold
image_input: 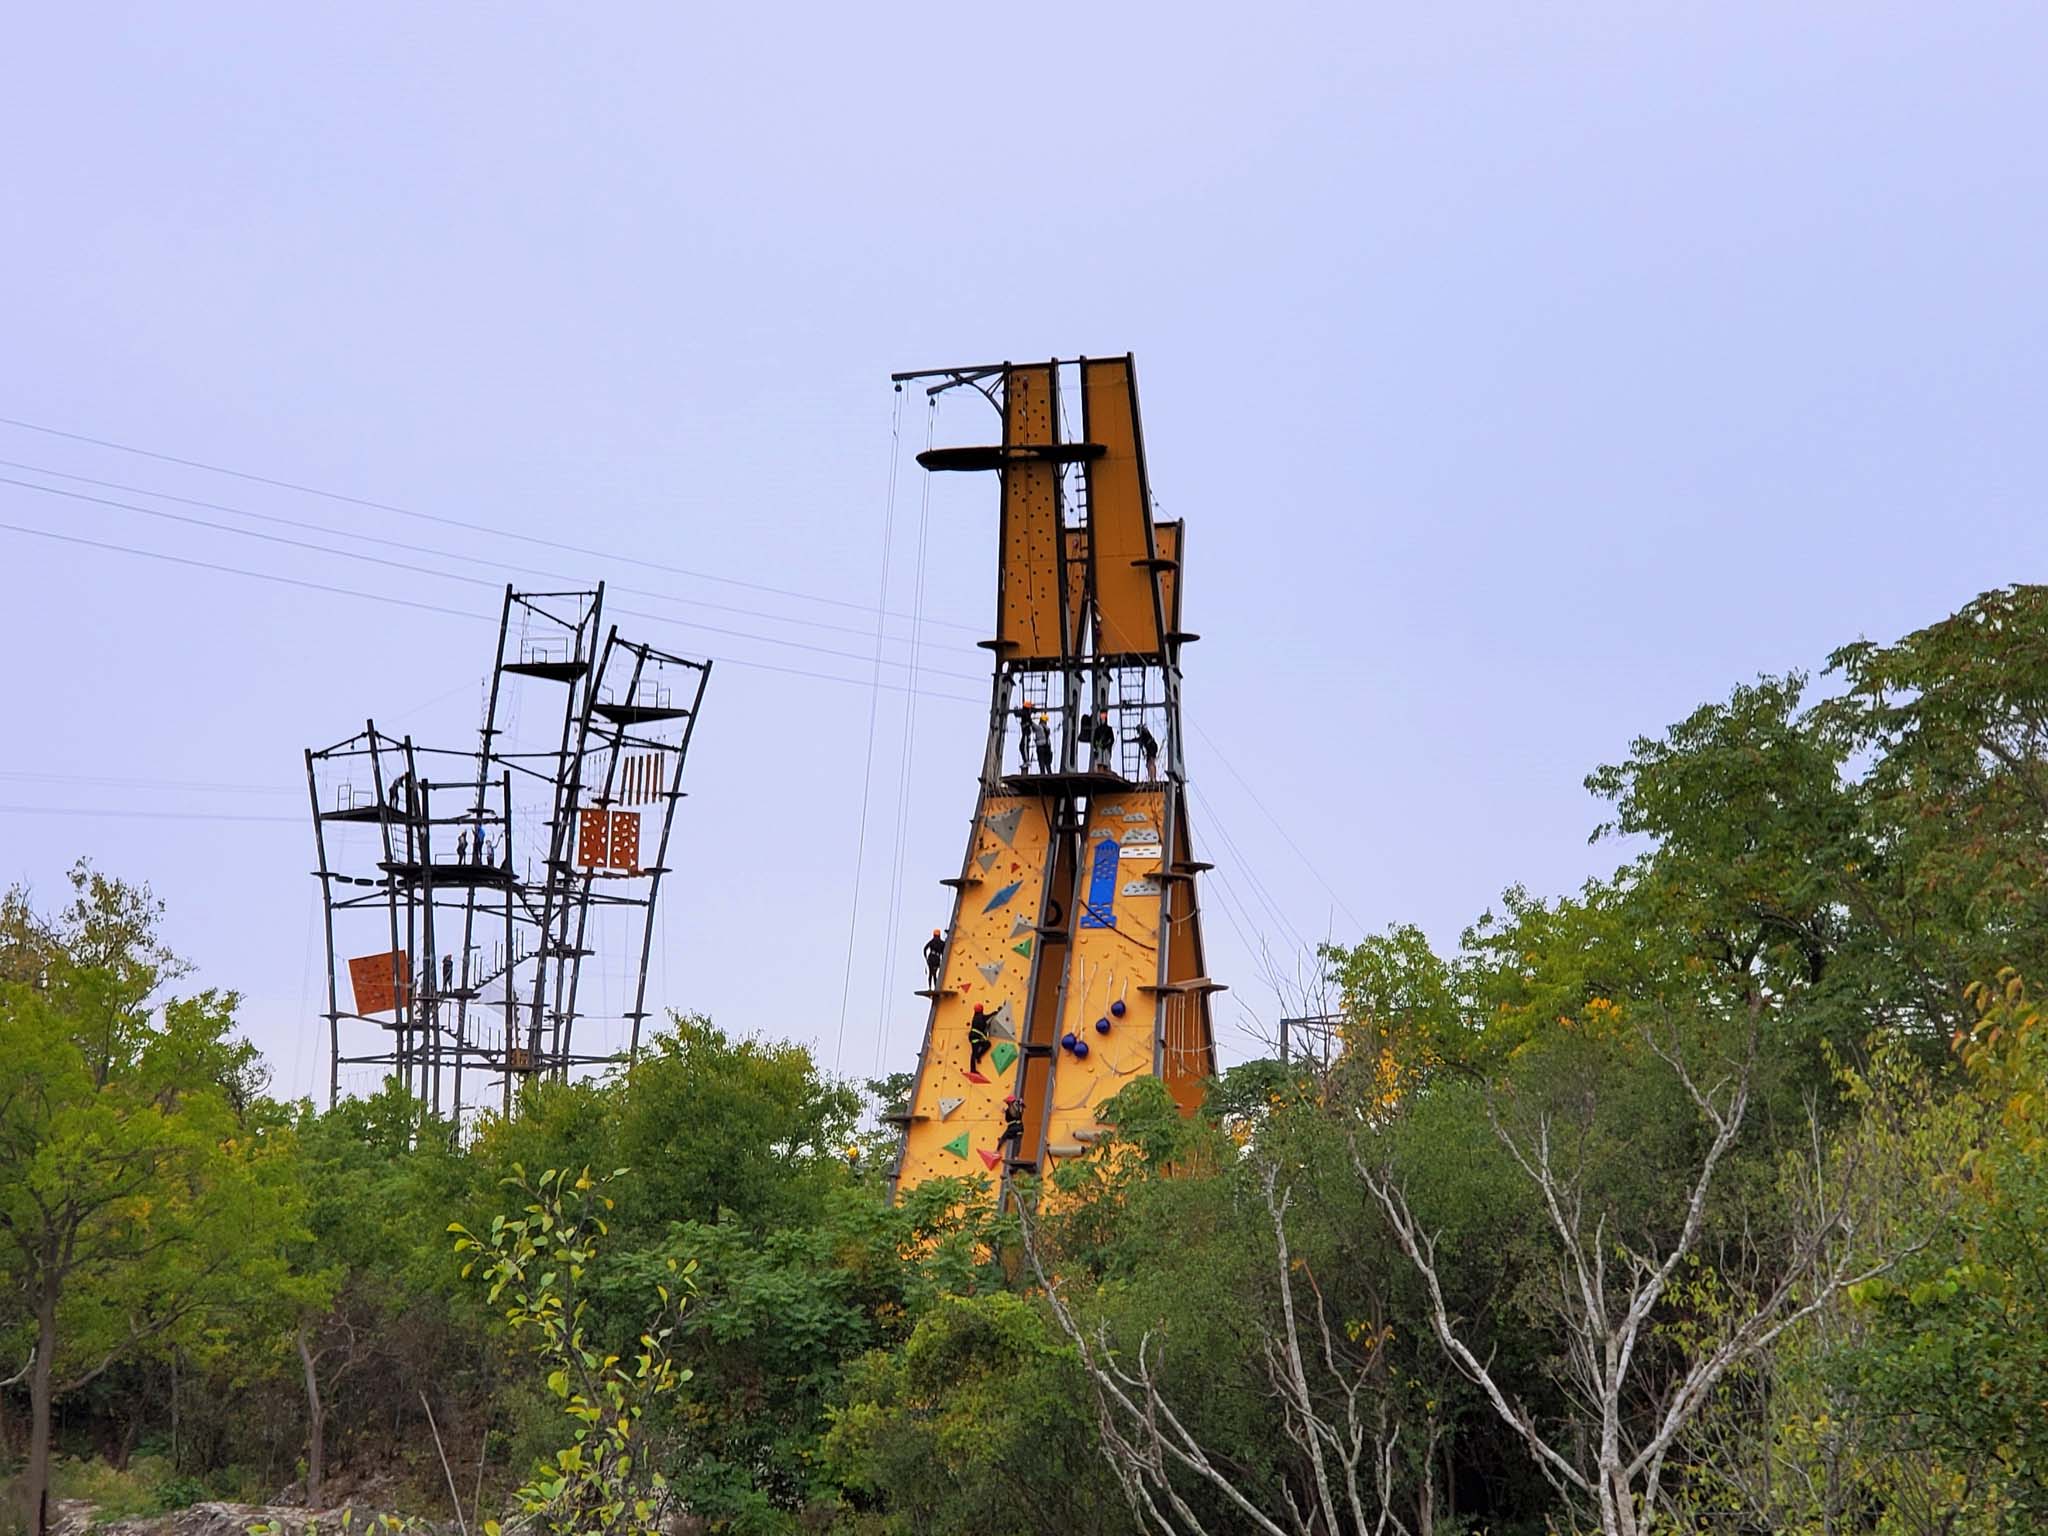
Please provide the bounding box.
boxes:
[938,1096,965,1120]
[978,960,1005,985]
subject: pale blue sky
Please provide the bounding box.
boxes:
[4,4,2044,1100]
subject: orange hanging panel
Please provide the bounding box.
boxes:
[348,949,411,1015]
[577,807,610,867]
[608,810,641,873]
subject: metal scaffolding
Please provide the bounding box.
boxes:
[305,585,710,1124]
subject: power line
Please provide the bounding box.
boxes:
[0,456,977,654]
[0,519,982,705]
[0,477,986,684]
[0,769,297,796]
[0,413,985,633]
[0,804,301,823]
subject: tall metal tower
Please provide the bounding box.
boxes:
[305,586,710,1123]
[887,356,1221,1199]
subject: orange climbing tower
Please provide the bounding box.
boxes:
[888,356,1221,1200]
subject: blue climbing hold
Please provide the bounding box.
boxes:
[1094,1017,1110,1035]
[1073,1039,1091,1059]
[1110,999,1127,1018]
[1061,1032,1078,1051]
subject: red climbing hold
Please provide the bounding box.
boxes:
[978,1148,1002,1170]
[966,1070,990,1084]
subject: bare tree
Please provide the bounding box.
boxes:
[1021,1163,1415,1536]
[1352,1003,1911,1536]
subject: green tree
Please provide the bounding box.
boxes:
[0,866,304,1536]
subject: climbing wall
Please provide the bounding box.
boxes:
[1035,790,1170,1165]
[895,794,1056,1187]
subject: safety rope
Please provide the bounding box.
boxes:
[873,398,937,1075]
[831,385,906,1074]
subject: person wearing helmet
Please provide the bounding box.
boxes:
[923,927,946,989]
[996,1093,1026,1160]
[1090,712,1115,769]
[1034,713,1054,775]
[1135,721,1160,781]
[1013,705,1038,773]
[967,1003,994,1074]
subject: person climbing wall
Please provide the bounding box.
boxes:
[924,928,946,989]
[968,1004,993,1073]
[1136,721,1160,780]
[996,1094,1026,1160]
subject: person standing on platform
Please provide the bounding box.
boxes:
[1136,722,1160,780]
[924,928,946,989]
[1034,714,1054,775]
[1091,714,1116,769]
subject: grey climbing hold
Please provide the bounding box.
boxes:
[978,960,1005,985]
[987,1001,1017,1041]
[984,806,1024,846]
[976,849,1000,873]
[1009,912,1034,938]
[937,1096,964,1120]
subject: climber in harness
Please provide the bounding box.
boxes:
[1090,713,1116,769]
[1136,721,1160,780]
[924,928,946,989]
[968,1003,994,1074]
[1033,714,1054,776]
[996,1094,1026,1160]
[1013,705,1038,774]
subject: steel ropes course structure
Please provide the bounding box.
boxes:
[305,585,710,1124]
[887,356,1222,1200]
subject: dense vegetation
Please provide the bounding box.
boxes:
[6,585,2048,1535]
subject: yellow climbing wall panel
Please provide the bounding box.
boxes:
[998,364,1068,664]
[1082,358,1164,661]
[897,794,1054,1188]
[1039,790,1170,1160]
[1155,520,1183,637]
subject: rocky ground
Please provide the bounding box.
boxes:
[48,1501,409,1536]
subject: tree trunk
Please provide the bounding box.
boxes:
[25,1294,57,1536]
[297,1326,326,1507]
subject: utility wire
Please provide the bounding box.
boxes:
[0,477,985,684]
[0,413,984,633]
[0,456,975,653]
[0,519,981,704]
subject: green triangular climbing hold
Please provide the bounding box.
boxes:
[1013,937,1034,958]
[942,1132,970,1159]
[991,1041,1018,1073]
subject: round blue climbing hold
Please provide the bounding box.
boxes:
[1073,1039,1091,1058]
[1110,999,1127,1018]
[1094,1017,1111,1035]
[1061,1032,1078,1051]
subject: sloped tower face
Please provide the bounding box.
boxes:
[890,357,1221,1198]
